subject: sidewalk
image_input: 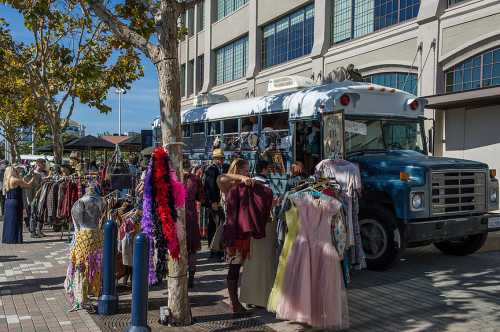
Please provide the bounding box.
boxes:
[0,229,100,332]
[2,224,500,332]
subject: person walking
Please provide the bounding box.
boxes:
[183,160,204,289]
[2,166,34,244]
[203,148,225,258]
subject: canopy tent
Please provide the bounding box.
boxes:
[118,134,142,151]
[35,137,78,153]
[65,135,115,150]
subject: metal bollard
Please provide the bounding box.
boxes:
[127,233,151,332]
[98,220,118,315]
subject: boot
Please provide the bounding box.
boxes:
[227,279,247,314]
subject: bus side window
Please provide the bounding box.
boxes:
[182,124,192,138]
[192,122,204,135]
[208,121,221,136]
[223,119,238,134]
[262,113,288,131]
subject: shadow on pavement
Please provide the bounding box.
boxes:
[0,255,27,263]
[0,276,65,295]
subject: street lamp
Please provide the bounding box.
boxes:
[115,88,126,135]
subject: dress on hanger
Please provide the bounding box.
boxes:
[64,191,104,311]
[240,220,278,307]
[277,195,349,329]
[267,203,301,312]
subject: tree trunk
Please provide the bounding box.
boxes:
[156,4,191,326]
[51,118,63,165]
[7,138,18,163]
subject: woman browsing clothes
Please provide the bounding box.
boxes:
[217,159,274,314]
[2,166,34,244]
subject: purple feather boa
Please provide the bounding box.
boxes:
[140,161,157,285]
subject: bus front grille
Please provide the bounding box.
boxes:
[431,170,487,216]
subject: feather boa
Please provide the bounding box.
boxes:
[152,147,181,260]
[140,160,157,285]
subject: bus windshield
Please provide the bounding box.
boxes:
[345,118,425,155]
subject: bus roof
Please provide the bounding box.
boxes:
[178,80,424,124]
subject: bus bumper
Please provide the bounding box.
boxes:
[406,213,500,243]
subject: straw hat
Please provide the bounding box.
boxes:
[212,148,224,159]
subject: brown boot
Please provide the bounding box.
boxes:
[227,279,247,314]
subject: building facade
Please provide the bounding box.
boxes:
[178,0,500,172]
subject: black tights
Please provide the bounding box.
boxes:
[227,264,241,282]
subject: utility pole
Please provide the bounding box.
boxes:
[115,88,126,135]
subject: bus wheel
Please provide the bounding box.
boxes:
[434,233,488,256]
[360,206,401,271]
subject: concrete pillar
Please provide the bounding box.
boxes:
[310,0,331,83]
[246,0,259,79]
[201,0,213,92]
[416,0,447,155]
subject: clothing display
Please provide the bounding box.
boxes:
[2,187,24,244]
[315,159,366,270]
[141,147,186,285]
[267,203,300,312]
[240,220,278,308]
[223,182,273,261]
[64,190,104,311]
[276,193,349,330]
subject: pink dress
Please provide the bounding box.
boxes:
[276,195,349,329]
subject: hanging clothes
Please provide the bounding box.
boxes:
[64,191,104,311]
[276,194,349,330]
[267,202,300,312]
[315,159,366,270]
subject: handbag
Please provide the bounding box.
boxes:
[209,210,224,252]
[108,147,132,190]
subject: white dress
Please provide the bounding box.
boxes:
[240,220,278,307]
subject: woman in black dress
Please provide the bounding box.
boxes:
[2,166,34,244]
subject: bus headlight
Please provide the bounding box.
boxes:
[490,188,498,203]
[410,192,425,211]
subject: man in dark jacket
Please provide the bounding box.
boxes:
[203,148,225,257]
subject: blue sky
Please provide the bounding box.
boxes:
[1,5,160,135]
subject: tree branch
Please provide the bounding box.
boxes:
[85,0,159,60]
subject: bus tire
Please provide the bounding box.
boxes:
[434,233,488,256]
[359,206,401,271]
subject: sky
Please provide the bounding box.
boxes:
[1,5,161,135]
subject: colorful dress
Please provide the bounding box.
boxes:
[267,203,300,312]
[276,195,349,329]
[64,193,104,311]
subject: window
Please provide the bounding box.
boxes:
[182,124,192,138]
[448,0,469,6]
[192,122,204,134]
[216,0,248,21]
[262,113,289,131]
[262,4,315,69]
[208,121,221,136]
[187,60,194,96]
[197,1,205,32]
[188,8,195,36]
[445,47,500,93]
[215,36,248,85]
[332,0,420,44]
[180,64,186,97]
[364,72,418,94]
[196,55,204,91]
[223,119,238,134]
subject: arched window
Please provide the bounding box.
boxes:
[363,72,418,94]
[445,47,500,93]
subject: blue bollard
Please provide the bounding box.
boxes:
[127,233,151,332]
[98,220,118,315]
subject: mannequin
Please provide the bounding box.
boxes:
[64,184,104,311]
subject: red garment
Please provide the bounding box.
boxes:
[223,182,273,248]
